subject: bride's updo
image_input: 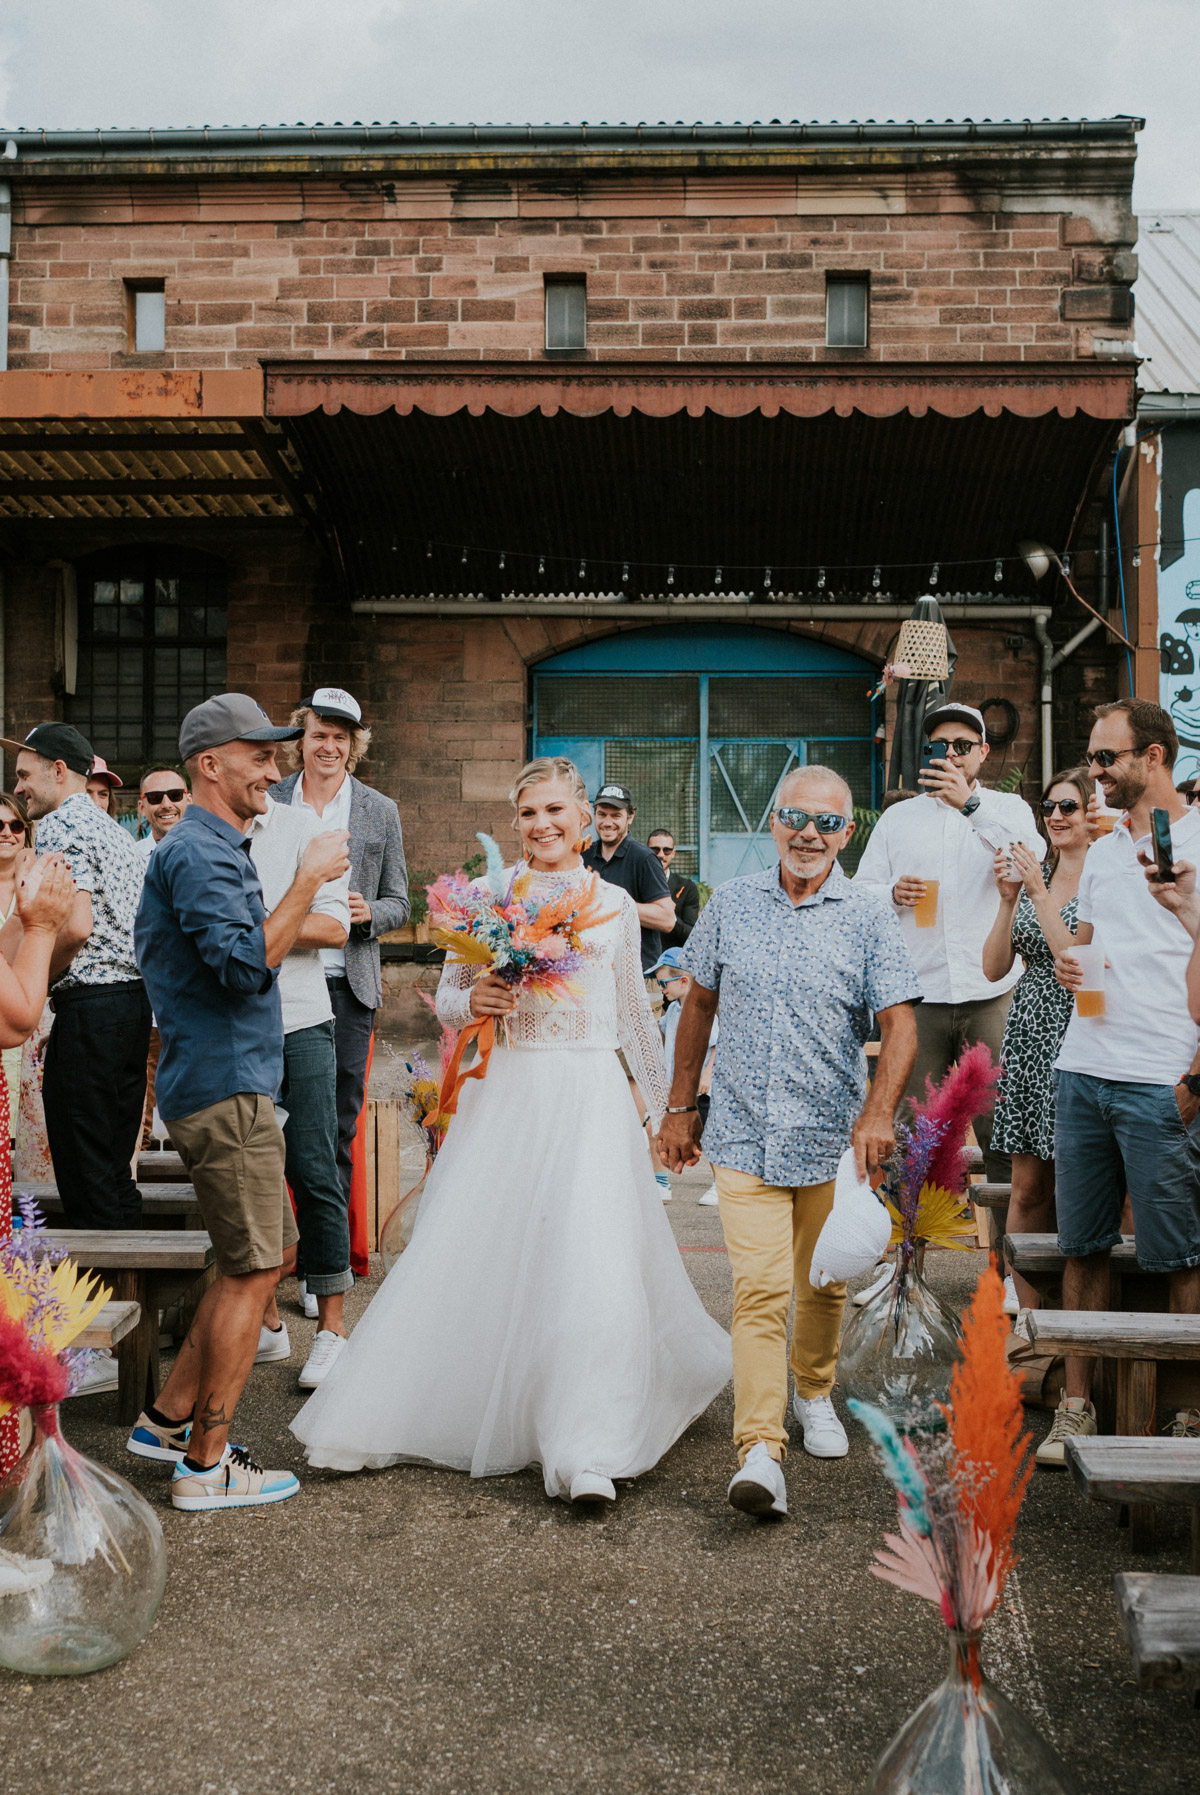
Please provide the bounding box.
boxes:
[510,756,592,821]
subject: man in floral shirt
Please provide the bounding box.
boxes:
[6,723,150,1232]
[658,765,920,1519]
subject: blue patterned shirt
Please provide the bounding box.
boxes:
[34,791,145,990]
[683,861,922,1185]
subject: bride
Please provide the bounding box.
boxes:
[291,757,731,1505]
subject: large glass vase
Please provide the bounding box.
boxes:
[864,1629,1079,1793]
[839,1248,962,1433]
[0,1404,167,1675]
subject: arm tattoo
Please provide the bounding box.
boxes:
[197,1394,230,1435]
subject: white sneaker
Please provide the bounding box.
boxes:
[853,1262,895,1307]
[569,1471,616,1507]
[792,1393,849,1459]
[1035,1396,1097,1469]
[1003,1275,1020,1317]
[298,1330,348,1390]
[297,1279,319,1321]
[697,1183,719,1206]
[728,1441,787,1517]
[655,1177,672,1202]
[254,1322,290,1364]
[67,1350,119,1397]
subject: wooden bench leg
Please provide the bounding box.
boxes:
[1116,1356,1157,1554]
[113,1270,156,1427]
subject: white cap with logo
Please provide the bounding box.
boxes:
[308,687,363,727]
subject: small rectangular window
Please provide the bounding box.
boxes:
[127,283,166,353]
[825,275,869,349]
[545,278,587,352]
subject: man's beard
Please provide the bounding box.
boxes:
[1105,763,1147,812]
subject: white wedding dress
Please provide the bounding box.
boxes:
[291,867,732,1497]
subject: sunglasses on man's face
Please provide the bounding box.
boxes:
[144,788,186,806]
[1190,790,1200,807]
[0,819,26,836]
[1084,748,1135,769]
[650,844,674,857]
[774,807,848,836]
[931,738,982,758]
[1041,798,1081,816]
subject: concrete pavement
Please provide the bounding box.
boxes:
[3,1169,1192,1795]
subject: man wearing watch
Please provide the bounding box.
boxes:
[1047,699,1200,1464]
[854,703,1043,1182]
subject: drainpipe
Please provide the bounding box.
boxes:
[1033,610,1104,787]
[0,140,16,370]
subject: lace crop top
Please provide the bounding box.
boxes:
[434,866,670,1124]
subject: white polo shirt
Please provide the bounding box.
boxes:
[290,772,353,975]
[1055,807,1200,1086]
[853,785,1045,1005]
[246,802,351,1036]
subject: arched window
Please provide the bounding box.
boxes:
[532,624,881,883]
[66,546,227,770]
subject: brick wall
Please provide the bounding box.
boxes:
[8,175,1134,369]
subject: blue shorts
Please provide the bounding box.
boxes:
[1054,1070,1200,1273]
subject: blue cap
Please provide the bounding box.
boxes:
[647,947,688,976]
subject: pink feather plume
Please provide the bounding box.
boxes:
[914,1042,1000,1193]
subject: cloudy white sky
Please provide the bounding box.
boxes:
[0,0,1193,208]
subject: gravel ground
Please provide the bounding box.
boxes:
[3,1170,1193,1795]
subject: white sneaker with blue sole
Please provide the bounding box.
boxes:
[171,1444,300,1512]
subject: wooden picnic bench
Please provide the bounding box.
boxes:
[29,1183,201,1227]
[1066,1437,1200,1574]
[1114,1573,1200,1703]
[971,1181,1010,1211]
[75,1299,142,1354]
[136,1150,188,1182]
[1016,1309,1200,1551]
[1003,1232,1163,1309]
[43,1230,215,1425]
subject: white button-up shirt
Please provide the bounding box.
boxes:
[247,802,351,1035]
[1055,807,1200,1086]
[290,772,353,975]
[853,786,1044,1005]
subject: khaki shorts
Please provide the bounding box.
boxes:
[167,1092,298,1277]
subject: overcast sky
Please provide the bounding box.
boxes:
[0,0,1194,209]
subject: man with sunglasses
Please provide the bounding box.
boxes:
[1043,699,1200,1465]
[854,703,1043,1185]
[658,766,919,1517]
[647,830,701,947]
[136,766,190,856]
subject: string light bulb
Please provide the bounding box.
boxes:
[929,562,939,587]
[621,562,629,584]
[817,567,826,589]
[1061,553,1071,579]
[994,559,1003,583]
[426,540,433,559]
[498,550,506,572]
[714,566,723,587]
[461,546,468,565]
[578,559,586,582]
[537,555,545,576]
[667,564,675,587]
[872,566,881,590]
[763,566,772,590]
[1132,549,1141,568]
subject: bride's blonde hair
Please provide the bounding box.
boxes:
[509,757,592,847]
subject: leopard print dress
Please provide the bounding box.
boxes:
[991,866,1079,1160]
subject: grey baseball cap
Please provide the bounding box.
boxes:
[178,693,302,760]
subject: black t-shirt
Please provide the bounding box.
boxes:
[582,835,672,970]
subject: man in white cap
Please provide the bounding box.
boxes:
[853,703,1043,1185]
[272,688,409,1299]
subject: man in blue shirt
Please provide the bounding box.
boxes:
[130,694,349,1514]
[658,766,920,1520]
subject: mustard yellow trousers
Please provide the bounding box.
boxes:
[714,1165,847,1464]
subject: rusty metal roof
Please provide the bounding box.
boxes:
[1135,211,1200,396]
[0,418,300,521]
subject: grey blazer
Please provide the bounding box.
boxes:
[271,772,410,1011]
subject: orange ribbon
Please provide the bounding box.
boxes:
[437,1015,496,1119]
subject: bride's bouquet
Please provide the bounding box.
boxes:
[426,833,615,1004]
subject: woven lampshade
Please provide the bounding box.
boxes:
[893,616,950,680]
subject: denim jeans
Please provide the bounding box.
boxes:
[281,1020,353,1295]
[325,976,375,1205]
[1054,1069,1200,1273]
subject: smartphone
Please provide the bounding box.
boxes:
[922,740,949,766]
[1150,806,1176,882]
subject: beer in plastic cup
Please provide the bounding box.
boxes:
[913,879,939,929]
[1092,784,1120,835]
[1071,943,1105,1018]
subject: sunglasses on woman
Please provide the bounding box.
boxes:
[0,819,26,836]
[1041,798,1081,816]
[774,807,848,835]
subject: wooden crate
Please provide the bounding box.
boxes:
[363,1099,425,1251]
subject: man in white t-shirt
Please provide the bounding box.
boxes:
[135,767,191,1143]
[247,800,351,1390]
[854,702,1043,1179]
[1045,699,1200,1465]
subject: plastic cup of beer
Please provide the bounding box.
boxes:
[913,879,940,929]
[1092,784,1120,835]
[1071,944,1106,1018]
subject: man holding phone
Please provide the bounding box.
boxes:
[1045,699,1200,1465]
[854,703,1042,1181]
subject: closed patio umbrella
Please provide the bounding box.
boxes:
[886,596,957,791]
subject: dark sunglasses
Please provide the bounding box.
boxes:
[1084,748,1135,769]
[0,819,26,836]
[1041,798,1081,816]
[1189,790,1200,807]
[774,807,848,836]
[931,738,982,758]
[649,843,674,856]
[144,788,186,806]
